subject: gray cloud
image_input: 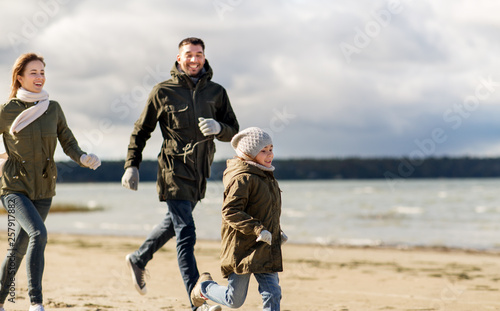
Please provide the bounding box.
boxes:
[1,0,500,162]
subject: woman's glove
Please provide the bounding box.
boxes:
[122,166,139,191]
[80,153,101,170]
[280,231,288,245]
[198,117,221,136]
[256,230,272,245]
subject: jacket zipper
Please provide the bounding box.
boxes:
[191,86,203,201]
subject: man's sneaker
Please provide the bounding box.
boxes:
[197,302,222,311]
[191,272,214,307]
[28,304,44,311]
[125,253,147,295]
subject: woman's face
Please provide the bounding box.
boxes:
[17,60,45,93]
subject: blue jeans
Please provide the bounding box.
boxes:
[201,272,281,311]
[128,200,200,310]
[0,193,52,304]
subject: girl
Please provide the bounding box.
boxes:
[191,127,287,311]
[0,53,101,311]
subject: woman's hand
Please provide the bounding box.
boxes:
[80,153,101,170]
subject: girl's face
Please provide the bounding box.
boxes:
[17,60,45,93]
[254,144,274,168]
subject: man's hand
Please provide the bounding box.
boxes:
[256,230,272,245]
[122,166,139,191]
[198,117,221,136]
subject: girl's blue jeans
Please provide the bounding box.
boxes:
[0,193,52,305]
[201,272,281,311]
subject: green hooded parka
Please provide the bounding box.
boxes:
[124,60,239,202]
[220,158,283,278]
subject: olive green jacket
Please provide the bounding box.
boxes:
[220,158,283,278]
[0,99,85,200]
[124,60,239,202]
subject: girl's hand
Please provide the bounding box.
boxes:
[280,231,288,245]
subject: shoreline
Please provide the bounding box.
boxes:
[9,230,500,255]
[0,233,498,310]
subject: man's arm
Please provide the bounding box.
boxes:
[122,91,161,191]
[214,89,239,142]
[124,93,160,169]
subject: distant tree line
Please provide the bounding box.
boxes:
[55,157,500,183]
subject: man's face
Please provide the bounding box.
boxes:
[177,44,205,77]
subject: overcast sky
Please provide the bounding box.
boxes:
[1,0,500,162]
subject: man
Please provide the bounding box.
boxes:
[122,37,239,311]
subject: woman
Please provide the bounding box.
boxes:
[0,53,101,311]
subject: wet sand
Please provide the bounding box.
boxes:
[0,233,499,311]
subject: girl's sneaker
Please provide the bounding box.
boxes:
[198,303,222,311]
[28,304,44,311]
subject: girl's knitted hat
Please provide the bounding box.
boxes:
[231,127,272,160]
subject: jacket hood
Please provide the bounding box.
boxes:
[170,59,213,85]
[223,158,268,185]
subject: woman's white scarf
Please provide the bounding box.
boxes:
[10,87,50,135]
[0,87,50,176]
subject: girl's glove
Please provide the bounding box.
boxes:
[280,231,288,245]
[256,230,272,245]
[80,153,101,170]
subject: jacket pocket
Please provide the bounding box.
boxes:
[2,158,27,187]
[167,104,190,129]
[203,140,215,178]
[158,154,196,200]
[158,152,196,189]
[39,110,57,135]
[42,157,57,190]
[168,156,196,181]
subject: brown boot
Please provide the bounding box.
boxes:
[190,272,214,307]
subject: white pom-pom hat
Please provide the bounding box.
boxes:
[231,127,273,160]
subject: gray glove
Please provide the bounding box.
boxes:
[80,154,101,170]
[198,117,221,136]
[122,166,139,191]
[256,230,272,245]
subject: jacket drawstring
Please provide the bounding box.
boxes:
[181,137,214,163]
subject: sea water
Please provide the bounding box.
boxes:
[1,179,500,250]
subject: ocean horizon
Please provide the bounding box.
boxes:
[1,179,500,251]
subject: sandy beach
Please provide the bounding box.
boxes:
[0,233,499,311]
